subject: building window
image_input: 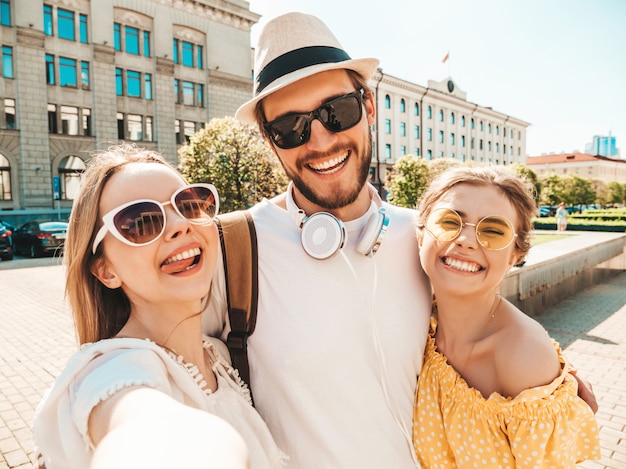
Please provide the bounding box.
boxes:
[48,104,58,133]
[400,145,407,155]
[471,137,474,149]
[2,45,13,78]
[58,156,85,200]
[127,114,143,140]
[1,0,10,26]
[4,98,15,129]
[450,112,455,124]
[450,133,455,145]
[114,23,121,51]
[384,95,391,109]
[427,149,432,160]
[438,130,444,143]
[79,14,88,43]
[59,57,77,87]
[496,126,499,136]
[480,121,484,131]
[82,108,91,136]
[174,79,180,104]
[43,5,53,35]
[172,39,204,69]
[400,99,406,113]
[172,39,179,63]
[488,123,492,134]
[144,73,152,100]
[145,116,153,141]
[126,70,141,97]
[184,121,196,143]
[414,103,419,116]
[471,118,475,129]
[496,143,499,153]
[461,135,465,147]
[183,81,194,105]
[197,45,203,69]
[182,41,194,66]
[81,61,89,89]
[385,144,392,159]
[57,8,75,41]
[197,83,204,107]
[427,106,432,119]
[488,141,492,151]
[117,112,124,139]
[115,68,123,95]
[479,139,483,150]
[439,110,444,122]
[60,106,79,135]
[47,106,91,135]
[143,31,151,57]
[415,148,420,156]
[414,125,420,139]
[0,153,10,200]
[400,122,406,137]
[125,26,139,55]
[384,119,391,134]
[115,23,150,56]
[461,116,465,127]
[427,128,432,141]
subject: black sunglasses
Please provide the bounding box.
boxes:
[263,89,364,149]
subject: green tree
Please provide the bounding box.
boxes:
[538,173,565,206]
[179,116,289,213]
[606,181,626,205]
[590,179,610,206]
[512,164,540,204]
[562,174,595,207]
[384,155,430,208]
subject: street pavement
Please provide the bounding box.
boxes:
[1,256,625,468]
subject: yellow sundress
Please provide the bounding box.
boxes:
[413,318,600,468]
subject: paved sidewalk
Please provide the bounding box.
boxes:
[0,260,625,468]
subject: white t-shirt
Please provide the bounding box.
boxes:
[33,337,286,469]
[204,192,432,468]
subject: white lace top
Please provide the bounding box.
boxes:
[33,336,287,469]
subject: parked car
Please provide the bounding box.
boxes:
[0,222,14,260]
[13,220,68,258]
[538,206,556,217]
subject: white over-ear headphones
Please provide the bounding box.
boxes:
[286,183,389,260]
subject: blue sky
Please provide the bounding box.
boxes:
[248,0,626,157]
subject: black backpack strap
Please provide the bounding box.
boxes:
[215,210,258,398]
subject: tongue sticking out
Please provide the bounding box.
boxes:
[161,256,196,274]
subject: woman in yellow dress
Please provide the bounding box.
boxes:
[413,166,600,468]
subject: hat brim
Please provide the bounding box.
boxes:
[235,57,380,125]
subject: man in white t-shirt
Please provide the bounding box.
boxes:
[203,11,596,468]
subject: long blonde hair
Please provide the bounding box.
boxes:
[65,144,176,344]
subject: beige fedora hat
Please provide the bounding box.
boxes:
[235,12,380,125]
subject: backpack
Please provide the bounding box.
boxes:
[215,210,258,395]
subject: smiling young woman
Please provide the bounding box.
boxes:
[33,144,286,469]
[412,166,600,468]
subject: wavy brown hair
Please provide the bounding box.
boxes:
[416,166,537,264]
[65,144,177,344]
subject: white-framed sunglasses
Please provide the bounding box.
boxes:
[92,183,219,254]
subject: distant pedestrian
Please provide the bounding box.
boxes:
[556,202,568,231]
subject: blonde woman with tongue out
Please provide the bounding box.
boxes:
[412,166,600,468]
[33,144,286,469]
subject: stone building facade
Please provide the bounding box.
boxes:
[369,71,529,191]
[0,0,257,223]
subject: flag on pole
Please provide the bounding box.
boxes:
[442,51,450,63]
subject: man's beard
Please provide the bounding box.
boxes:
[284,133,373,210]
